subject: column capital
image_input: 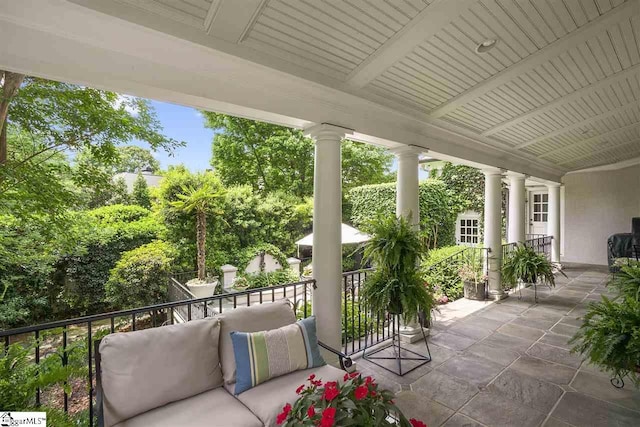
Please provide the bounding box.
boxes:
[505,171,527,180]
[482,167,505,177]
[546,182,562,188]
[389,145,424,158]
[303,123,353,140]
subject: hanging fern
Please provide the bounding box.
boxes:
[502,244,555,288]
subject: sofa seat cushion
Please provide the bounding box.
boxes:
[218,300,297,386]
[231,316,325,394]
[236,364,344,427]
[113,388,262,427]
[99,318,223,427]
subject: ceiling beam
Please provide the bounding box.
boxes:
[482,64,640,137]
[540,122,640,159]
[427,0,640,119]
[207,0,266,43]
[514,102,640,149]
[346,0,475,88]
[559,138,640,165]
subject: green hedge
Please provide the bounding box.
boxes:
[349,179,457,248]
[242,268,300,290]
[58,205,165,315]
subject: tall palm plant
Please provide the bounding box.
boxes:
[171,173,225,281]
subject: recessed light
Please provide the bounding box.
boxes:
[476,39,497,53]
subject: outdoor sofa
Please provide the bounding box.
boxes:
[94,300,352,427]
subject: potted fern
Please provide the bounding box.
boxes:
[570,263,640,388]
[502,244,556,300]
[361,215,435,324]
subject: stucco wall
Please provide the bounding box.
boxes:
[563,164,640,265]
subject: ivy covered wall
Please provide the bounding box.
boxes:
[349,179,458,248]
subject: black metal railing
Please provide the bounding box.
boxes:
[0,279,314,426]
[502,236,552,260]
[340,269,396,356]
[425,247,490,299]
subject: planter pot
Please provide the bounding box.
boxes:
[388,298,403,315]
[463,280,486,301]
[187,281,218,299]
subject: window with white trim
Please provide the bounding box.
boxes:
[456,212,480,246]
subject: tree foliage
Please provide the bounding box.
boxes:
[115,145,161,173]
[132,173,152,208]
[203,113,393,199]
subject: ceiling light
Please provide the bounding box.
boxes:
[476,39,497,54]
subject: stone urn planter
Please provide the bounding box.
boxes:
[463,279,486,301]
[186,279,219,299]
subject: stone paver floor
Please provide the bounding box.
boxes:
[352,265,640,427]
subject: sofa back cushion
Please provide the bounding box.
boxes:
[231,316,326,394]
[99,317,223,427]
[218,300,296,386]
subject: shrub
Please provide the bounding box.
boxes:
[237,243,289,273]
[422,246,467,300]
[132,173,151,209]
[105,240,176,309]
[243,268,300,290]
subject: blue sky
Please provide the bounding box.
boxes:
[131,100,217,171]
[132,99,430,178]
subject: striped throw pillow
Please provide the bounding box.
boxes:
[230,316,326,394]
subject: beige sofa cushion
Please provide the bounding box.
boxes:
[113,388,262,427]
[236,364,344,427]
[99,318,223,427]
[218,300,296,386]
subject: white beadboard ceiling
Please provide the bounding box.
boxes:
[78,0,640,172]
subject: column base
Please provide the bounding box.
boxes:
[489,291,508,301]
[399,327,430,344]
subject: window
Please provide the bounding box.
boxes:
[533,193,548,222]
[456,212,480,245]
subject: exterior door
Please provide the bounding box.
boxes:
[529,191,548,235]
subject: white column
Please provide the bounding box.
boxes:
[391,146,424,341]
[547,183,561,265]
[304,124,352,350]
[483,168,506,300]
[507,172,526,243]
[392,146,422,229]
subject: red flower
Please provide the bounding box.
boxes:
[296,384,305,394]
[365,376,374,385]
[325,381,338,388]
[370,390,377,397]
[276,403,292,425]
[344,373,349,381]
[323,384,339,401]
[320,407,336,427]
[349,371,359,379]
[308,374,316,381]
[410,419,427,427]
[307,405,315,418]
[354,385,368,400]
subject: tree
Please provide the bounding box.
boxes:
[0,76,182,222]
[115,145,161,173]
[132,173,151,208]
[203,113,393,199]
[170,173,225,280]
[109,177,131,206]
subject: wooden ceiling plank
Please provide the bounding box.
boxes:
[559,137,640,165]
[564,0,589,27]
[580,41,607,81]
[540,121,640,158]
[619,18,640,65]
[596,0,613,15]
[531,0,567,38]
[609,22,633,69]
[548,0,578,34]
[581,0,601,21]
[599,30,624,74]
[482,62,640,136]
[403,53,471,92]
[427,1,639,118]
[388,63,460,98]
[515,100,640,149]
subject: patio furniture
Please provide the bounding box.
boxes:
[94,300,351,427]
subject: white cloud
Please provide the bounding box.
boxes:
[114,94,140,117]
